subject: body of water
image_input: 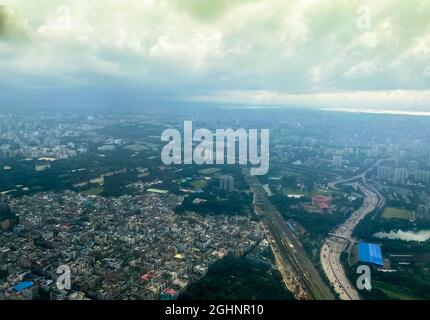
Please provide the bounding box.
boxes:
[374,230,430,242]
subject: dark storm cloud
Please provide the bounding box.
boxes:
[0,5,28,40]
[0,6,7,37]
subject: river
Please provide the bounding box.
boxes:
[374,229,430,242]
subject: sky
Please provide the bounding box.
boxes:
[0,0,430,111]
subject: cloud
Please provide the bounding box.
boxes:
[0,6,5,36]
[172,0,260,22]
[190,89,430,111]
[0,5,29,40]
[0,0,430,110]
[345,61,379,77]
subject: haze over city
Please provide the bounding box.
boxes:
[1,0,430,309]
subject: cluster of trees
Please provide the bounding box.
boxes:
[179,256,295,300]
[344,258,430,300]
[0,146,159,197]
[102,170,142,197]
[0,269,8,280]
[270,194,346,241]
[175,166,252,216]
[96,123,163,140]
[175,189,251,216]
[351,204,430,300]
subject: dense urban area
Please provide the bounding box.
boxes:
[1,106,430,300]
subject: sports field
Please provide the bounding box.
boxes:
[198,168,221,175]
[382,207,414,220]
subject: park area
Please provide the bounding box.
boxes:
[382,207,414,220]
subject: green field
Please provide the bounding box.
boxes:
[124,144,145,152]
[83,187,104,196]
[374,281,421,300]
[382,207,414,220]
[283,186,309,197]
[349,243,358,265]
[198,168,221,175]
[147,188,169,194]
[191,180,207,189]
[314,188,332,196]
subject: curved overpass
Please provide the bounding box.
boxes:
[321,162,386,300]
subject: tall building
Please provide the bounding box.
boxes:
[377,166,394,181]
[332,155,343,168]
[394,168,408,185]
[312,195,332,214]
[219,175,234,192]
[417,204,429,220]
[0,145,11,160]
[0,198,18,231]
[0,200,11,217]
[407,160,419,175]
[415,170,430,183]
[367,145,379,158]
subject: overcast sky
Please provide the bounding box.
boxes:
[1,0,430,111]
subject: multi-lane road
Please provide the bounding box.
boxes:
[246,173,335,300]
[321,163,386,300]
[245,160,386,300]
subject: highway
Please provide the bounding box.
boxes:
[321,162,386,300]
[328,158,393,189]
[246,172,335,300]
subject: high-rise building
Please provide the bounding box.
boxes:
[415,170,430,183]
[0,145,11,160]
[393,168,408,185]
[312,195,332,214]
[407,160,419,175]
[0,200,11,217]
[0,198,18,231]
[417,204,429,220]
[332,155,343,168]
[377,166,394,181]
[219,175,234,192]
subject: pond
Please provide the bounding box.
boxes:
[373,229,430,242]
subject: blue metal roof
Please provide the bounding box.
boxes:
[14,281,34,292]
[358,242,384,266]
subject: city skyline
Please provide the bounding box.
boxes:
[2,0,430,305]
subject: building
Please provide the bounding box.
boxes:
[407,160,419,174]
[417,204,429,220]
[7,281,36,300]
[0,199,18,231]
[358,242,384,267]
[415,170,430,184]
[332,155,343,168]
[0,145,12,160]
[312,195,332,213]
[393,168,408,184]
[50,289,68,300]
[377,166,394,181]
[160,288,178,300]
[0,200,11,217]
[219,175,234,192]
